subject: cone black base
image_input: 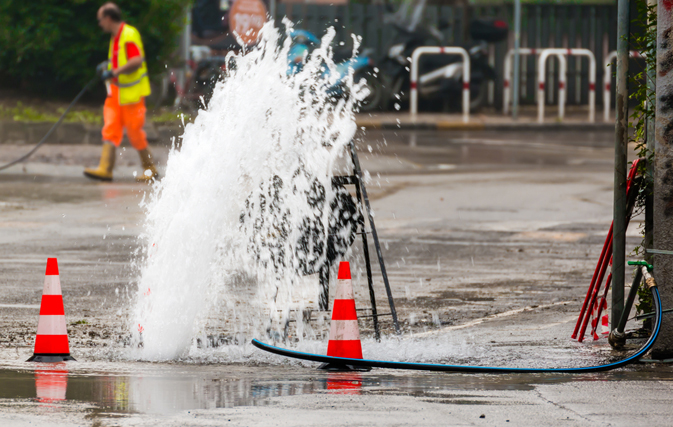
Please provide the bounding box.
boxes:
[318,362,371,372]
[27,353,76,363]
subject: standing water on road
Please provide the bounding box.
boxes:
[129,22,365,360]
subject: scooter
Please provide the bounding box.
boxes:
[288,30,384,112]
[379,0,507,112]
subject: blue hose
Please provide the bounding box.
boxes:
[252,287,662,373]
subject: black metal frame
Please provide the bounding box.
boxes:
[318,141,401,338]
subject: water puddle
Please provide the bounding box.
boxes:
[2,362,672,420]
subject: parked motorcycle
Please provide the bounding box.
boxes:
[379,10,508,112]
[288,30,384,112]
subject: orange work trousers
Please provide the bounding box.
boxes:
[102,85,148,151]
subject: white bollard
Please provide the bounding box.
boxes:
[537,50,568,123]
[567,49,596,123]
[410,46,471,123]
[603,50,644,122]
[537,48,595,123]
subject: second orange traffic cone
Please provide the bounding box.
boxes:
[27,258,75,362]
[320,262,368,371]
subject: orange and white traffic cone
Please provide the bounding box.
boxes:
[27,258,76,362]
[320,262,368,371]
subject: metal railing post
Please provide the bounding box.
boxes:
[512,0,522,120]
[603,51,644,122]
[612,0,630,329]
[537,50,567,123]
[410,46,470,122]
[537,48,595,123]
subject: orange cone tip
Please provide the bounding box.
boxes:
[27,258,76,363]
[337,262,351,280]
[45,258,59,276]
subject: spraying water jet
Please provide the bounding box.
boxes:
[128,20,398,361]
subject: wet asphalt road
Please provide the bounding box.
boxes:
[1,129,671,426]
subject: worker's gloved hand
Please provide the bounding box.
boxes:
[96,61,109,77]
[100,69,115,81]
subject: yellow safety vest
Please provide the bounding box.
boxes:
[108,23,151,105]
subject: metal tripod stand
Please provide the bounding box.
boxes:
[318,141,401,338]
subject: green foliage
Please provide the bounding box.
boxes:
[0,0,189,95]
[628,0,656,318]
[0,102,102,123]
[150,110,192,124]
[629,1,657,170]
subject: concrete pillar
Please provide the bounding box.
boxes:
[653,0,673,358]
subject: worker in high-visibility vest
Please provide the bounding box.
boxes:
[84,2,157,182]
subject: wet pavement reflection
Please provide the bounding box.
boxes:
[2,362,672,419]
[356,129,621,170]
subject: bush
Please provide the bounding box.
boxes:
[0,0,188,96]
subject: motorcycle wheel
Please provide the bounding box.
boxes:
[469,80,488,113]
[355,70,384,112]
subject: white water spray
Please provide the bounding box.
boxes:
[130,22,367,360]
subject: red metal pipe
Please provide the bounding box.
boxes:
[582,160,640,340]
[574,159,641,341]
[571,224,612,339]
[578,240,613,342]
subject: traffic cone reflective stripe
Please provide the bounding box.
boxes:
[27,258,75,362]
[39,295,65,315]
[331,299,357,320]
[326,262,363,359]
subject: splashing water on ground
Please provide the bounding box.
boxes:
[129,22,367,360]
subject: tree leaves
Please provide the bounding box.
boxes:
[0,0,188,95]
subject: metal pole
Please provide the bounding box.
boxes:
[512,0,522,120]
[609,265,644,348]
[611,0,630,330]
[617,268,644,333]
[354,177,381,341]
[177,6,191,96]
[349,142,401,335]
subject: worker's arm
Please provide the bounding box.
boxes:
[112,41,144,77]
[113,56,143,77]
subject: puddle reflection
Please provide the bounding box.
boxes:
[35,365,68,403]
[326,373,362,395]
[0,363,670,418]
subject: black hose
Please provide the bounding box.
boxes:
[252,286,662,373]
[0,77,98,172]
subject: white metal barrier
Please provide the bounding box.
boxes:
[410,46,470,123]
[537,48,596,123]
[537,50,568,123]
[603,50,645,122]
[503,47,539,115]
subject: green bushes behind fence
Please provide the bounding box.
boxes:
[0,0,188,96]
